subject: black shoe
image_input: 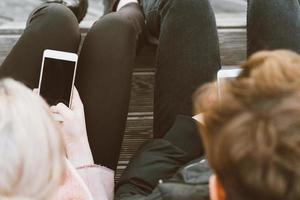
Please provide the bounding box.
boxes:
[103,0,119,14]
[46,0,88,22]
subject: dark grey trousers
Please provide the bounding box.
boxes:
[0,3,145,170]
[248,0,300,55]
[0,0,221,170]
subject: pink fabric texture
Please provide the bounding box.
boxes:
[55,160,114,200]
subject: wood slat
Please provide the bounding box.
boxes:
[129,72,154,113]
[0,29,247,68]
[0,35,18,63]
[219,28,247,65]
[117,116,153,180]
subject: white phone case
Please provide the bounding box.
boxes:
[217,68,242,98]
[38,49,78,108]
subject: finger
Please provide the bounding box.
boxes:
[55,103,72,119]
[33,88,39,94]
[71,87,84,110]
[52,113,64,122]
[50,106,60,114]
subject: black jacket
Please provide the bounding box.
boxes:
[115,115,212,200]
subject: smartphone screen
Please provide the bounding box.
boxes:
[39,58,76,106]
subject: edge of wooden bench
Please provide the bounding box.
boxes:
[0,15,247,34]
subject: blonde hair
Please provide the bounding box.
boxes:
[0,79,65,200]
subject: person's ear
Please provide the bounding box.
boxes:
[209,175,226,200]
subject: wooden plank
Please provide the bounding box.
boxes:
[215,13,246,29]
[129,72,154,113]
[0,30,247,68]
[219,28,247,65]
[117,116,153,180]
[0,15,245,33]
[0,35,18,63]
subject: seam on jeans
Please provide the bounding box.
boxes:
[145,9,160,38]
[205,1,221,68]
[246,0,249,57]
[144,7,160,17]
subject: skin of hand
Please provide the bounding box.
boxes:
[50,88,94,168]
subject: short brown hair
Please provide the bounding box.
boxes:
[195,50,300,200]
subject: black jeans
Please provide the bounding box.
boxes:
[248,0,300,56]
[0,3,144,170]
[0,0,221,170]
[140,0,221,137]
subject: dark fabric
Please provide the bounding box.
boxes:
[117,116,203,189]
[247,0,300,56]
[115,116,211,200]
[163,115,204,159]
[75,3,145,170]
[116,0,300,199]
[116,159,211,200]
[115,0,220,198]
[0,3,145,170]
[0,3,81,88]
[140,0,221,138]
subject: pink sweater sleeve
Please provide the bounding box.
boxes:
[77,165,115,200]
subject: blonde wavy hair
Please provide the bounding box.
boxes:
[0,79,65,200]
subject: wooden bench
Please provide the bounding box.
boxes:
[0,17,247,180]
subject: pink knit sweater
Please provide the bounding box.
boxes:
[54,160,114,200]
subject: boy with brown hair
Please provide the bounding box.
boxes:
[199,50,300,200]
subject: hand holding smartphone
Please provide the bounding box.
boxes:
[38,49,78,121]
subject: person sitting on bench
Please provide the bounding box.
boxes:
[0,0,219,198]
[0,0,220,191]
[115,0,300,199]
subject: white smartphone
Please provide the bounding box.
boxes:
[38,49,78,108]
[217,68,242,98]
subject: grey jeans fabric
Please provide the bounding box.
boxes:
[248,0,300,56]
[140,0,221,138]
[0,3,145,170]
[0,0,220,170]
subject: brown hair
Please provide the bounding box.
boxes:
[195,50,300,200]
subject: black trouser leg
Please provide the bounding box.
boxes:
[141,0,221,138]
[248,0,300,56]
[76,3,145,170]
[0,3,80,88]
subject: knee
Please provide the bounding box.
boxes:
[248,0,292,12]
[170,0,212,12]
[91,13,138,39]
[28,3,80,38]
[47,3,77,21]
[45,3,79,32]
[164,0,214,20]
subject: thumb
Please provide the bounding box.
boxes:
[51,103,72,119]
[33,88,38,94]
